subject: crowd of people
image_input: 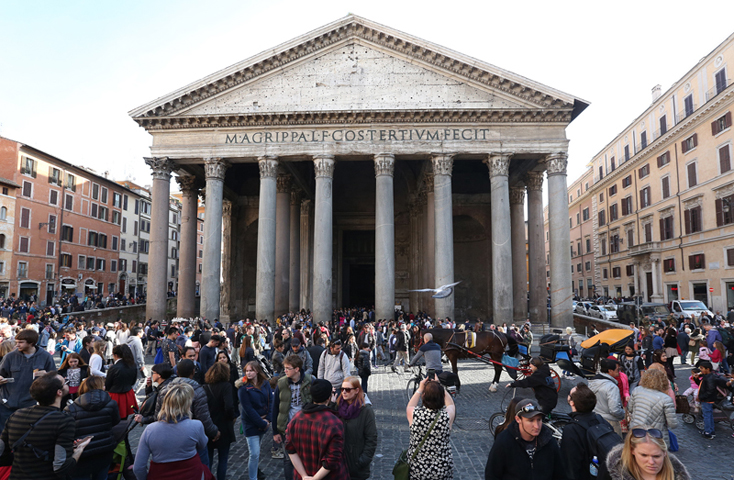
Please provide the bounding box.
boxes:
[0,305,731,479]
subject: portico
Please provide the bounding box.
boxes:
[132,15,586,327]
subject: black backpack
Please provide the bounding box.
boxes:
[139,389,159,418]
[575,414,622,480]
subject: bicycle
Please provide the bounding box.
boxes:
[488,387,569,445]
[405,365,458,402]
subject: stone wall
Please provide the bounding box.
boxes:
[65,297,199,324]
[573,313,631,337]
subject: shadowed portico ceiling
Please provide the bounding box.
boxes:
[129,15,588,130]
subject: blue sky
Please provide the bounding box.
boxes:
[2,0,734,192]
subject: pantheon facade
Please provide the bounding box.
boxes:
[130,15,588,327]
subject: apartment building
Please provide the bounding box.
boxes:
[117,180,152,298]
[0,177,19,298]
[563,32,734,312]
[168,197,181,294]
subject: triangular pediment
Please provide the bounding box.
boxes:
[130,15,588,127]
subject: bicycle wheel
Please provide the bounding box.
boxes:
[405,378,419,401]
[489,412,505,437]
[550,368,562,392]
[547,419,568,446]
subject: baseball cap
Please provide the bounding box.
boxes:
[515,399,544,419]
[291,337,301,347]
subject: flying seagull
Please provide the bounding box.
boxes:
[409,281,462,299]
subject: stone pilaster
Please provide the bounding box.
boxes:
[424,172,436,316]
[545,152,573,327]
[299,199,312,310]
[144,157,173,322]
[256,156,278,324]
[200,157,229,322]
[289,190,301,312]
[510,185,527,322]
[526,171,545,325]
[313,155,335,326]
[374,153,395,323]
[274,174,291,317]
[175,175,199,318]
[432,154,455,321]
[485,153,514,324]
[220,200,232,321]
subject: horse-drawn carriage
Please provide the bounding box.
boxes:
[555,328,635,379]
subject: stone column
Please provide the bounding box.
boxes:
[510,186,527,322]
[289,190,301,313]
[144,157,173,322]
[274,174,291,317]
[546,153,573,327]
[432,154,455,321]
[256,156,278,324]
[312,155,335,325]
[200,157,229,321]
[374,153,395,323]
[176,175,199,318]
[424,175,436,316]
[651,257,664,303]
[633,261,640,298]
[299,199,312,310]
[220,200,232,322]
[485,154,514,324]
[526,171,545,325]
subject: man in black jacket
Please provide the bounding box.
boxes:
[697,361,733,439]
[485,399,564,480]
[307,336,325,378]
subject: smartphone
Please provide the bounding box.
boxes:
[4,378,14,383]
[428,368,436,380]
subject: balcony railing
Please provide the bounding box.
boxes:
[705,79,730,102]
[628,241,661,256]
[676,105,696,124]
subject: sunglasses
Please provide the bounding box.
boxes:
[518,403,539,414]
[341,387,357,393]
[631,428,663,439]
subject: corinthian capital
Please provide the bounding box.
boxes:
[544,152,569,176]
[313,155,335,178]
[431,154,454,176]
[204,157,229,180]
[258,156,279,179]
[509,187,526,205]
[424,174,434,193]
[175,175,198,197]
[300,199,311,216]
[277,174,292,193]
[374,153,395,177]
[484,153,513,177]
[144,157,173,181]
[223,200,232,216]
[525,171,544,192]
[291,189,301,206]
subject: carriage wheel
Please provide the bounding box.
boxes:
[550,368,562,392]
[405,378,420,402]
[489,412,505,437]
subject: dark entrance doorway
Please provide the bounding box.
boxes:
[646,272,653,302]
[342,230,375,308]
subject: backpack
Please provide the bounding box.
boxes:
[575,414,622,480]
[718,327,731,346]
[139,389,159,418]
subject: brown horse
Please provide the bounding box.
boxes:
[421,328,518,392]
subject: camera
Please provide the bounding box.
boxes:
[428,368,436,380]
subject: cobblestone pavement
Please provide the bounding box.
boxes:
[126,355,734,480]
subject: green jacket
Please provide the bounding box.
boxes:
[275,373,312,435]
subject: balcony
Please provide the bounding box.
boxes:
[676,105,696,124]
[628,241,661,256]
[705,79,730,103]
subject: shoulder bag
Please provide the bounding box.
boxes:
[393,411,441,480]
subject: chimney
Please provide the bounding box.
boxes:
[651,84,662,102]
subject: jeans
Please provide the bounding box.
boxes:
[283,447,294,480]
[71,465,110,480]
[245,434,263,480]
[207,442,231,480]
[701,401,715,435]
[360,374,369,393]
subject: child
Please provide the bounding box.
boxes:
[710,341,725,372]
[682,367,702,411]
[696,361,734,439]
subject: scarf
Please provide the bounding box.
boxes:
[337,400,362,420]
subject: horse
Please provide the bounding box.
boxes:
[420,328,518,392]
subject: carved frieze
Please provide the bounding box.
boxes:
[640,214,654,226]
[509,187,525,205]
[314,155,336,178]
[144,157,173,181]
[713,181,734,199]
[525,171,544,192]
[431,154,454,176]
[374,153,395,177]
[276,174,292,193]
[658,206,675,218]
[682,194,703,209]
[258,156,279,178]
[204,157,229,180]
[485,153,512,177]
[545,153,568,176]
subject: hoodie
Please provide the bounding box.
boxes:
[0,347,56,409]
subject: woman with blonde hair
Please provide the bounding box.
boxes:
[133,383,213,480]
[335,375,377,480]
[606,425,690,479]
[627,369,678,450]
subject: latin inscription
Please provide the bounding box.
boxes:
[224,128,491,144]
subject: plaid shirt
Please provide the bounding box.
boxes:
[285,404,349,479]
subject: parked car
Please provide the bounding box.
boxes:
[669,300,713,324]
[574,301,593,315]
[616,302,671,326]
[589,305,618,321]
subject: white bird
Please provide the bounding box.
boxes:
[409,281,462,299]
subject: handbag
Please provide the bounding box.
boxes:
[153,347,164,365]
[675,395,690,414]
[393,411,441,480]
[667,429,679,452]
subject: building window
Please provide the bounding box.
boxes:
[65,173,76,191]
[622,175,632,188]
[0,207,5,220]
[659,115,667,135]
[685,206,702,234]
[198,249,203,258]
[87,257,95,270]
[712,112,732,136]
[719,145,731,173]
[639,186,651,208]
[171,247,177,259]
[687,162,697,188]
[609,203,618,222]
[101,187,108,204]
[627,229,634,247]
[65,194,73,211]
[585,261,591,271]
[120,259,126,272]
[46,241,55,256]
[17,262,28,278]
[121,239,126,251]
[99,234,107,249]
[657,151,671,168]
[20,207,30,228]
[612,267,621,278]
[576,213,580,225]
[21,181,32,198]
[684,94,694,117]
[681,134,698,153]
[664,258,675,273]
[132,260,137,273]
[600,192,604,203]
[0,234,4,249]
[112,211,121,225]
[609,185,617,197]
[586,238,591,253]
[132,241,137,253]
[48,167,61,185]
[598,166,604,180]
[624,145,630,161]
[47,215,56,234]
[198,264,202,273]
[660,216,674,240]
[601,238,607,256]
[111,260,117,273]
[661,176,670,199]
[92,183,99,200]
[715,69,728,95]
[610,157,616,172]
[638,164,650,179]
[603,268,608,279]
[49,189,59,206]
[626,265,634,277]
[610,234,620,253]
[45,264,54,280]
[112,236,118,251]
[621,196,632,216]
[598,210,606,226]
[18,237,29,253]
[113,192,122,208]
[123,194,128,211]
[21,157,37,177]
[640,131,647,149]
[78,255,86,269]
[98,206,108,222]
[726,248,734,267]
[96,259,105,271]
[61,225,73,242]
[716,194,734,226]
[569,218,573,228]
[582,208,589,221]
[689,253,705,270]
[91,203,98,218]
[644,223,653,243]
[138,263,148,275]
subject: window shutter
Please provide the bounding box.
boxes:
[621,199,627,216]
[689,255,695,270]
[692,133,698,147]
[712,118,720,136]
[682,139,689,154]
[716,198,724,226]
[726,112,732,129]
[695,207,702,231]
[687,163,697,187]
[657,155,663,167]
[720,146,731,173]
[684,209,691,234]
[662,178,670,198]
[727,248,734,267]
[20,208,29,228]
[659,218,665,240]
